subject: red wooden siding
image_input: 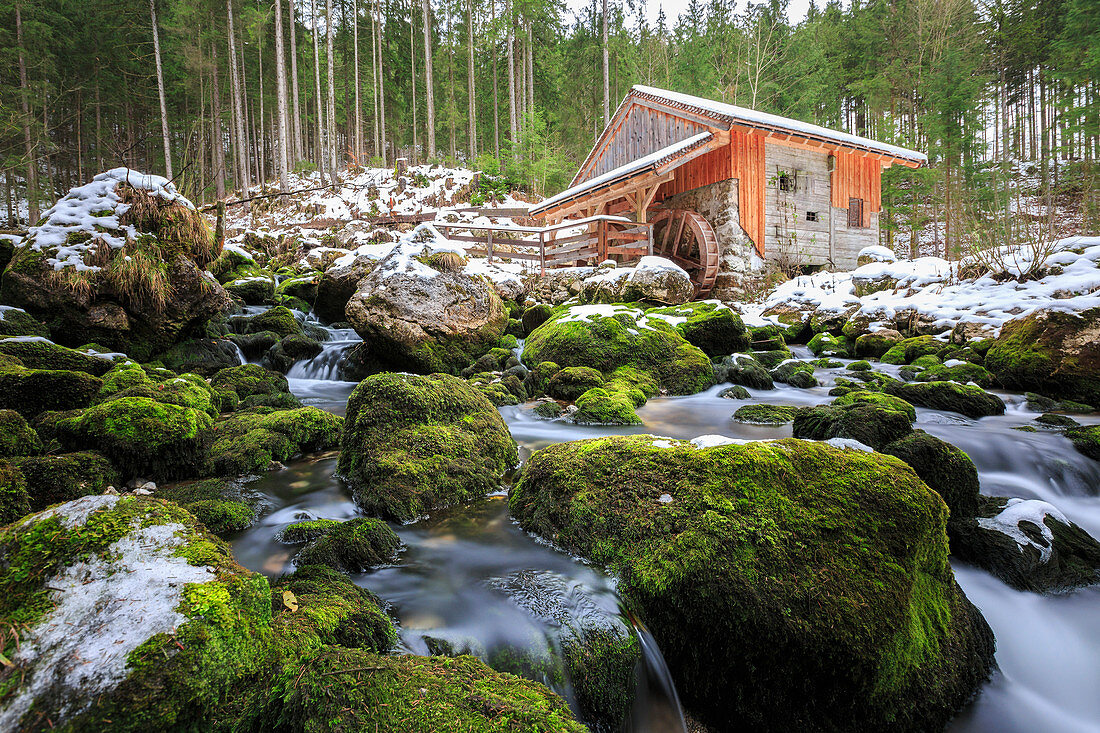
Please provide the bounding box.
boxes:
[830,150,882,227]
[730,129,766,256]
[657,145,732,198]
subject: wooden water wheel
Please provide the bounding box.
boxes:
[649,209,721,297]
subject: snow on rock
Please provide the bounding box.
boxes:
[690,434,749,449]
[26,168,194,272]
[824,438,875,453]
[857,245,897,264]
[976,498,1069,563]
[748,236,1100,338]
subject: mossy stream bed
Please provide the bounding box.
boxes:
[234,341,1100,732]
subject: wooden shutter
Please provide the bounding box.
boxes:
[848,197,864,228]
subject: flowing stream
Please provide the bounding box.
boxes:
[230,336,1100,732]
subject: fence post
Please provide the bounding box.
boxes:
[647,223,653,256]
[486,229,493,263]
[598,219,607,262]
[539,230,546,277]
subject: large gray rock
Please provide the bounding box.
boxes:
[345,229,507,373]
[579,257,694,305]
[314,252,380,323]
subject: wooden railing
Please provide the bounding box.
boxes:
[433,215,653,275]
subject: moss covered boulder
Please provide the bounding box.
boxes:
[645,301,749,356]
[0,494,271,731]
[572,387,643,425]
[0,307,49,338]
[339,373,517,521]
[0,337,114,375]
[546,366,604,401]
[294,517,402,572]
[12,451,120,511]
[1066,425,1100,461]
[523,304,714,396]
[57,396,214,481]
[154,338,242,377]
[209,407,343,476]
[807,331,850,358]
[793,401,914,451]
[985,307,1100,407]
[713,354,774,390]
[0,409,43,458]
[0,368,104,419]
[345,237,507,374]
[0,170,231,361]
[0,461,30,524]
[884,381,1005,419]
[732,404,798,425]
[510,435,995,731]
[882,431,980,519]
[210,364,294,406]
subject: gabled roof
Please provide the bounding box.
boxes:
[631,85,927,165]
[531,132,715,218]
[572,85,926,186]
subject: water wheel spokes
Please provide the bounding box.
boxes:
[649,209,720,297]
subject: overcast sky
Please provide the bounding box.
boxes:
[563,0,818,28]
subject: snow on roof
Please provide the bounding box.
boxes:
[532,132,714,214]
[631,85,927,164]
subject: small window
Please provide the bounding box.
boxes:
[806,211,819,222]
[848,198,864,228]
[779,174,794,192]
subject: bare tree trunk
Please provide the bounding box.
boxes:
[526,22,533,118]
[311,0,327,183]
[491,0,499,158]
[211,42,227,200]
[467,0,476,160]
[410,0,418,163]
[355,0,364,161]
[95,71,103,171]
[601,0,609,127]
[227,0,250,192]
[15,2,37,223]
[289,0,304,162]
[377,1,387,165]
[422,0,436,159]
[326,0,338,178]
[506,0,515,147]
[258,40,266,186]
[150,0,173,179]
[275,0,291,190]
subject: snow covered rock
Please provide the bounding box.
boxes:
[345,226,507,373]
[315,250,382,323]
[578,256,694,305]
[0,169,230,360]
[857,244,896,266]
[0,494,270,730]
[950,496,1100,593]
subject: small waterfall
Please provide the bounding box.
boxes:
[626,615,688,733]
[230,341,248,365]
[287,327,362,380]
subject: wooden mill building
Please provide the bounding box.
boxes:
[529,85,926,296]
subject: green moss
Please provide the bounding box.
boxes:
[523,305,714,396]
[98,370,221,418]
[732,404,798,425]
[880,336,944,365]
[562,625,640,732]
[750,348,794,370]
[854,333,900,359]
[882,431,980,519]
[770,360,817,388]
[0,368,103,419]
[916,361,996,386]
[0,338,113,375]
[717,385,752,400]
[1066,425,1100,461]
[0,460,30,525]
[498,334,519,350]
[0,409,42,458]
[847,360,872,371]
[831,390,917,421]
[280,519,342,544]
[11,451,119,510]
[244,306,302,338]
[521,303,554,334]
[509,435,994,731]
[533,400,564,419]
[645,301,749,356]
[338,373,518,521]
[523,361,560,399]
[1035,413,1079,428]
[184,499,255,533]
[884,381,1006,419]
[155,338,242,377]
[210,364,291,401]
[226,276,276,305]
[0,308,49,338]
[262,334,323,374]
[572,388,642,425]
[209,407,343,476]
[294,517,402,572]
[58,396,214,481]
[807,332,850,358]
[793,402,914,451]
[547,366,604,401]
[713,355,774,390]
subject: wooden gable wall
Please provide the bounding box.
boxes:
[830,150,882,227]
[578,101,710,184]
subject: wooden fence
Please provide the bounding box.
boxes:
[432,215,653,276]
